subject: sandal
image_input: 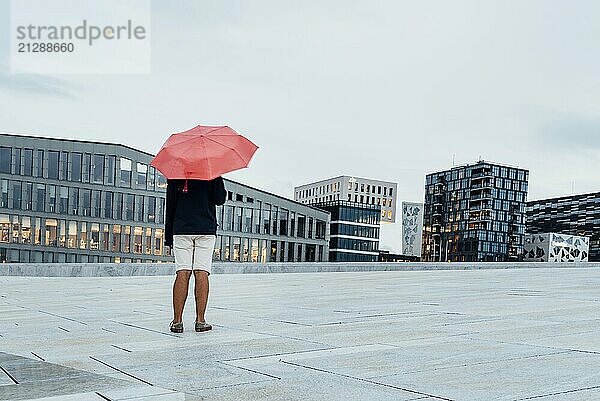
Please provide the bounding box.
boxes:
[170,320,184,333]
[195,321,212,332]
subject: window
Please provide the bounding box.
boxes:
[21,216,31,244]
[123,226,131,252]
[270,240,277,262]
[120,158,132,188]
[316,220,326,239]
[10,215,19,243]
[13,148,20,175]
[145,227,152,255]
[101,224,110,251]
[147,196,156,222]
[45,219,58,246]
[148,167,156,191]
[69,187,79,215]
[79,222,88,249]
[242,238,249,262]
[154,228,164,256]
[92,190,101,217]
[105,155,116,185]
[59,152,68,180]
[112,225,122,252]
[71,152,82,181]
[156,198,165,224]
[90,223,100,251]
[124,194,135,220]
[135,195,144,221]
[262,204,271,234]
[12,181,22,209]
[243,207,252,233]
[156,172,167,189]
[232,237,241,261]
[48,151,59,179]
[279,209,288,236]
[133,226,143,253]
[297,214,306,238]
[81,189,92,216]
[222,236,230,261]
[47,185,56,213]
[0,180,7,208]
[136,163,147,189]
[103,191,113,219]
[92,154,104,184]
[254,201,261,233]
[0,215,9,243]
[83,153,91,182]
[23,149,33,176]
[35,184,45,212]
[23,182,33,210]
[67,221,77,248]
[0,147,11,174]
[34,150,44,177]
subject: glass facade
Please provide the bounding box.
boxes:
[312,201,380,262]
[0,135,170,263]
[212,182,329,262]
[422,161,529,262]
[0,134,330,264]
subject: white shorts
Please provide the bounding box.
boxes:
[173,234,216,274]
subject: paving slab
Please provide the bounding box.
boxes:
[2,268,600,400]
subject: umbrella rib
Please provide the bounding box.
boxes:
[203,135,254,164]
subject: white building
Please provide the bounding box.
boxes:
[294,176,398,223]
[401,201,423,257]
[524,233,589,262]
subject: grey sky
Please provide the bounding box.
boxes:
[1,0,599,204]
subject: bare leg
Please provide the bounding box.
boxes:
[193,270,210,322]
[172,270,192,323]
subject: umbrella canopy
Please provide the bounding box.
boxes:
[151,125,258,180]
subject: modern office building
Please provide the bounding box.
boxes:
[526,191,600,261]
[422,160,529,262]
[523,233,589,262]
[312,201,380,262]
[401,201,423,257]
[295,176,397,223]
[0,132,330,263]
[215,180,330,263]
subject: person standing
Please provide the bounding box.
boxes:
[165,177,226,333]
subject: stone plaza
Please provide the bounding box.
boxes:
[1,264,600,400]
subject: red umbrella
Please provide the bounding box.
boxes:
[151,125,258,181]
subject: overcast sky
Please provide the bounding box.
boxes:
[1,0,599,205]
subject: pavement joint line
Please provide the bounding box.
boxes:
[464,336,600,355]
[188,378,276,392]
[89,356,154,386]
[367,350,573,379]
[513,384,600,400]
[30,351,45,361]
[109,320,180,338]
[38,310,88,325]
[218,361,282,380]
[58,326,70,332]
[111,344,132,353]
[95,391,113,401]
[221,346,338,362]
[101,327,117,334]
[235,314,314,327]
[132,309,155,315]
[279,360,454,401]
[211,323,333,346]
[0,364,19,384]
[435,317,505,327]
